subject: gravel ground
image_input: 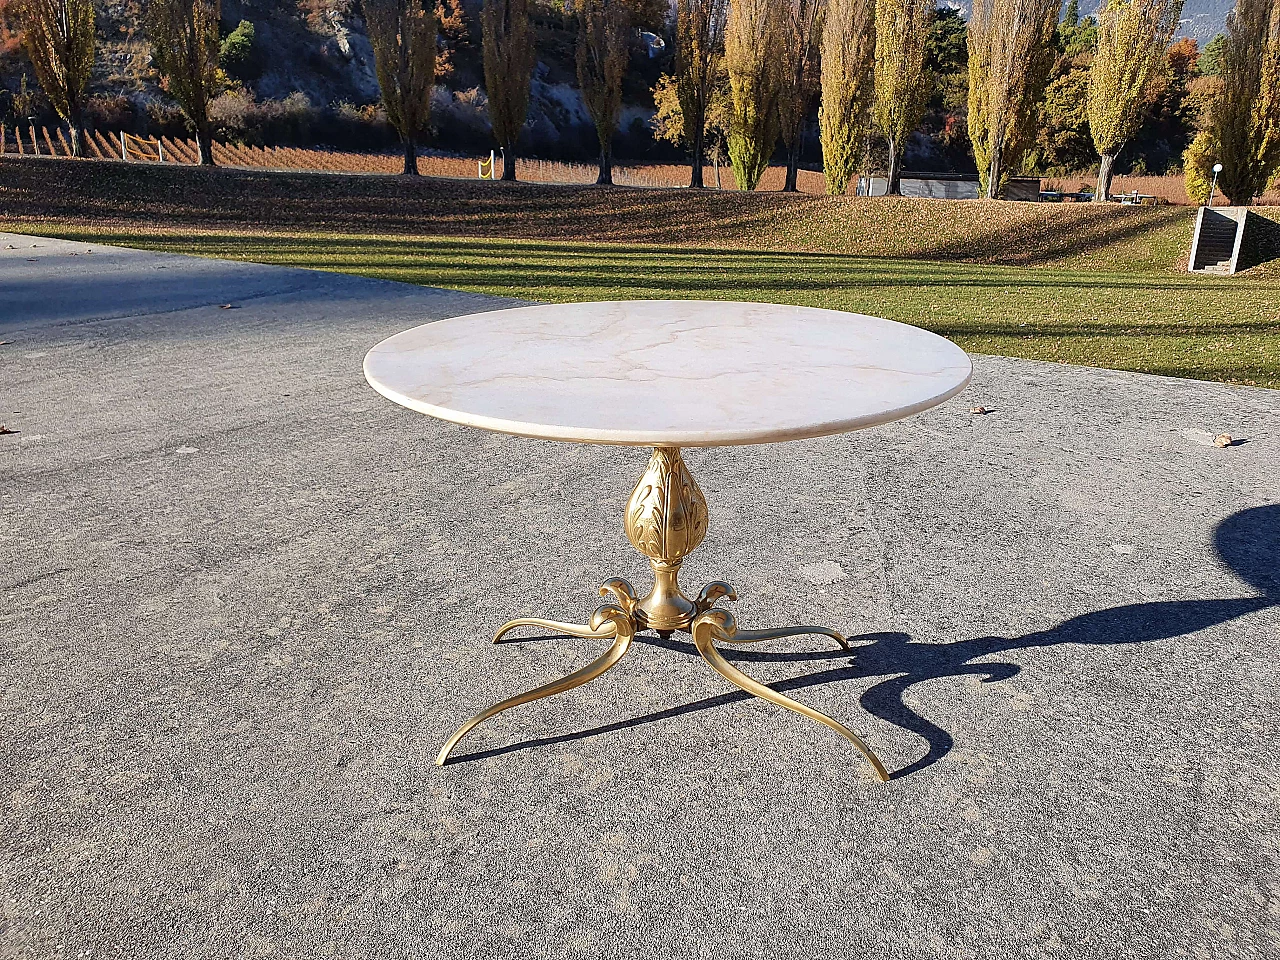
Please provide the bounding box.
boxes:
[2,233,1278,960]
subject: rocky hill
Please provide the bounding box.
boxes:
[1,0,675,161]
[940,1,1232,40]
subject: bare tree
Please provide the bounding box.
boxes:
[366,0,437,176]
[482,0,535,181]
[873,0,932,195]
[725,0,784,190]
[10,0,93,157]
[967,0,1058,198]
[577,0,629,185]
[819,0,874,195]
[777,0,824,192]
[1088,0,1183,201]
[1184,0,1280,205]
[674,0,729,188]
[147,0,220,165]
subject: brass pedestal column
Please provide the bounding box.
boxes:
[436,447,889,781]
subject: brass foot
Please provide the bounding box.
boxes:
[492,615,617,644]
[437,605,636,765]
[691,608,890,782]
[718,624,850,651]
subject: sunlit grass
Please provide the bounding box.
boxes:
[12,222,1280,388]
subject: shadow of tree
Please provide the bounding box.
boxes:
[449,505,1278,776]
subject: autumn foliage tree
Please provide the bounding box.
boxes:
[1087,0,1184,201]
[577,0,629,185]
[777,0,823,192]
[873,0,934,194]
[819,0,875,195]
[673,0,728,188]
[1184,0,1280,204]
[967,0,1059,198]
[482,0,534,180]
[0,0,23,59]
[366,0,437,175]
[724,0,783,191]
[483,0,535,180]
[8,0,93,156]
[147,0,220,165]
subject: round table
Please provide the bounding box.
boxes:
[365,300,972,780]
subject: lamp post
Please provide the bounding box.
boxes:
[1208,163,1223,207]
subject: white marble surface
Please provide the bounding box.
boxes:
[363,300,972,446]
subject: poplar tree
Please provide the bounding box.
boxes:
[576,0,629,185]
[967,0,1059,198]
[873,0,933,195]
[11,0,93,157]
[819,0,875,195]
[1184,0,1280,205]
[1088,0,1184,201]
[777,0,824,192]
[724,0,783,191]
[366,0,437,175]
[147,0,220,165]
[482,0,535,180]
[675,0,729,188]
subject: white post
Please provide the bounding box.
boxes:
[157,139,164,163]
[120,130,127,161]
[490,149,497,179]
[31,125,40,155]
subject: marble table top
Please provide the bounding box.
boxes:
[363,300,972,447]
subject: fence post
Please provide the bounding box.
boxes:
[120,130,127,161]
[31,125,40,155]
[157,139,164,163]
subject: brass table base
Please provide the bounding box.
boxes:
[436,447,890,782]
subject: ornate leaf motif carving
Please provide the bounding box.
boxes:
[625,447,708,564]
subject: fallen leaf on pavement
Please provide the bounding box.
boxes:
[0,424,17,435]
[219,304,238,309]
[1214,434,1240,447]
[970,406,992,415]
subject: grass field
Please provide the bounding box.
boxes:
[3,158,1278,388]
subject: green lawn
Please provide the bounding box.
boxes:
[15,224,1280,388]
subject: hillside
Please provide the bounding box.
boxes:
[0,154,1213,273]
[941,1,1232,40]
[0,0,675,162]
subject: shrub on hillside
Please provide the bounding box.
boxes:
[430,86,492,153]
[210,90,313,146]
[83,95,139,132]
[145,101,193,139]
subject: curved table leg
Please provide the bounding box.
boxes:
[438,605,636,765]
[718,624,850,651]
[691,609,889,782]
[493,617,616,644]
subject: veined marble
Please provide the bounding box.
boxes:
[363,300,972,447]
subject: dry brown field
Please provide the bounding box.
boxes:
[9,123,1278,204]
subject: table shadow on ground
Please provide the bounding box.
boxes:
[443,505,1278,778]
